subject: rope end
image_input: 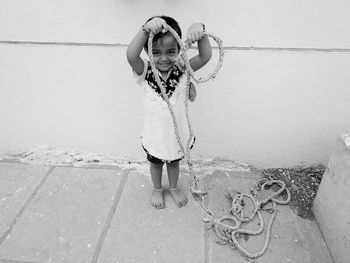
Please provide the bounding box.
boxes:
[190,187,208,200]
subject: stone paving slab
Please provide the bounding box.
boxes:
[294,216,334,263]
[0,162,332,263]
[0,166,125,263]
[314,136,350,263]
[0,162,51,242]
[205,170,333,263]
[98,170,205,263]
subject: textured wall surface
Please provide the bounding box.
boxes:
[1,0,350,167]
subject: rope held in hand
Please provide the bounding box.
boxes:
[148,25,224,195]
[147,24,290,260]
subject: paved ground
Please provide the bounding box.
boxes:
[0,160,334,263]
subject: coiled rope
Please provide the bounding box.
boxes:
[147,24,290,260]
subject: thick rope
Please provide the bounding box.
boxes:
[148,26,224,193]
[147,25,290,259]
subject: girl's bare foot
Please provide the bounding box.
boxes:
[152,188,165,209]
[169,187,188,208]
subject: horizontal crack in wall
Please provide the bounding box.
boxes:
[0,40,350,52]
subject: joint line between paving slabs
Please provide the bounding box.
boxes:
[90,168,131,263]
[0,166,55,246]
[203,173,210,263]
[0,259,41,263]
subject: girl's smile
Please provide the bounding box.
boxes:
[151,36,179,74]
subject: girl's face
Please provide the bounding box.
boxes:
[151,36,179,73]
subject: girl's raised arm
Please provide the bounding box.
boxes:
[126,28,148,75]
[126,18,168,75]
[187,23,212,72]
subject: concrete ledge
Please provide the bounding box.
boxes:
[313,134,350,263]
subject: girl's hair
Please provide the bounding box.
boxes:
[143,15,182,52]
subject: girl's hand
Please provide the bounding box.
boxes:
[187,23,205,43]
[143,17,168,35]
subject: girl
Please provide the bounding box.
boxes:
[126,15,212,209]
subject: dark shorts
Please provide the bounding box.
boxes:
[142,146,181,164]
[142,137,195,164]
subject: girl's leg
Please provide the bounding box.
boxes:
[166,161,188,207]
[150,162,165,209]
[150,162,163,189]
[167,160,179,189]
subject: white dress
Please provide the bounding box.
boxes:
[134,59,194,162]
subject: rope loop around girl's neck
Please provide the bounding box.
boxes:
[147,24,225,84]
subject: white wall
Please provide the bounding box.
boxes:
[1,0,350,167]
